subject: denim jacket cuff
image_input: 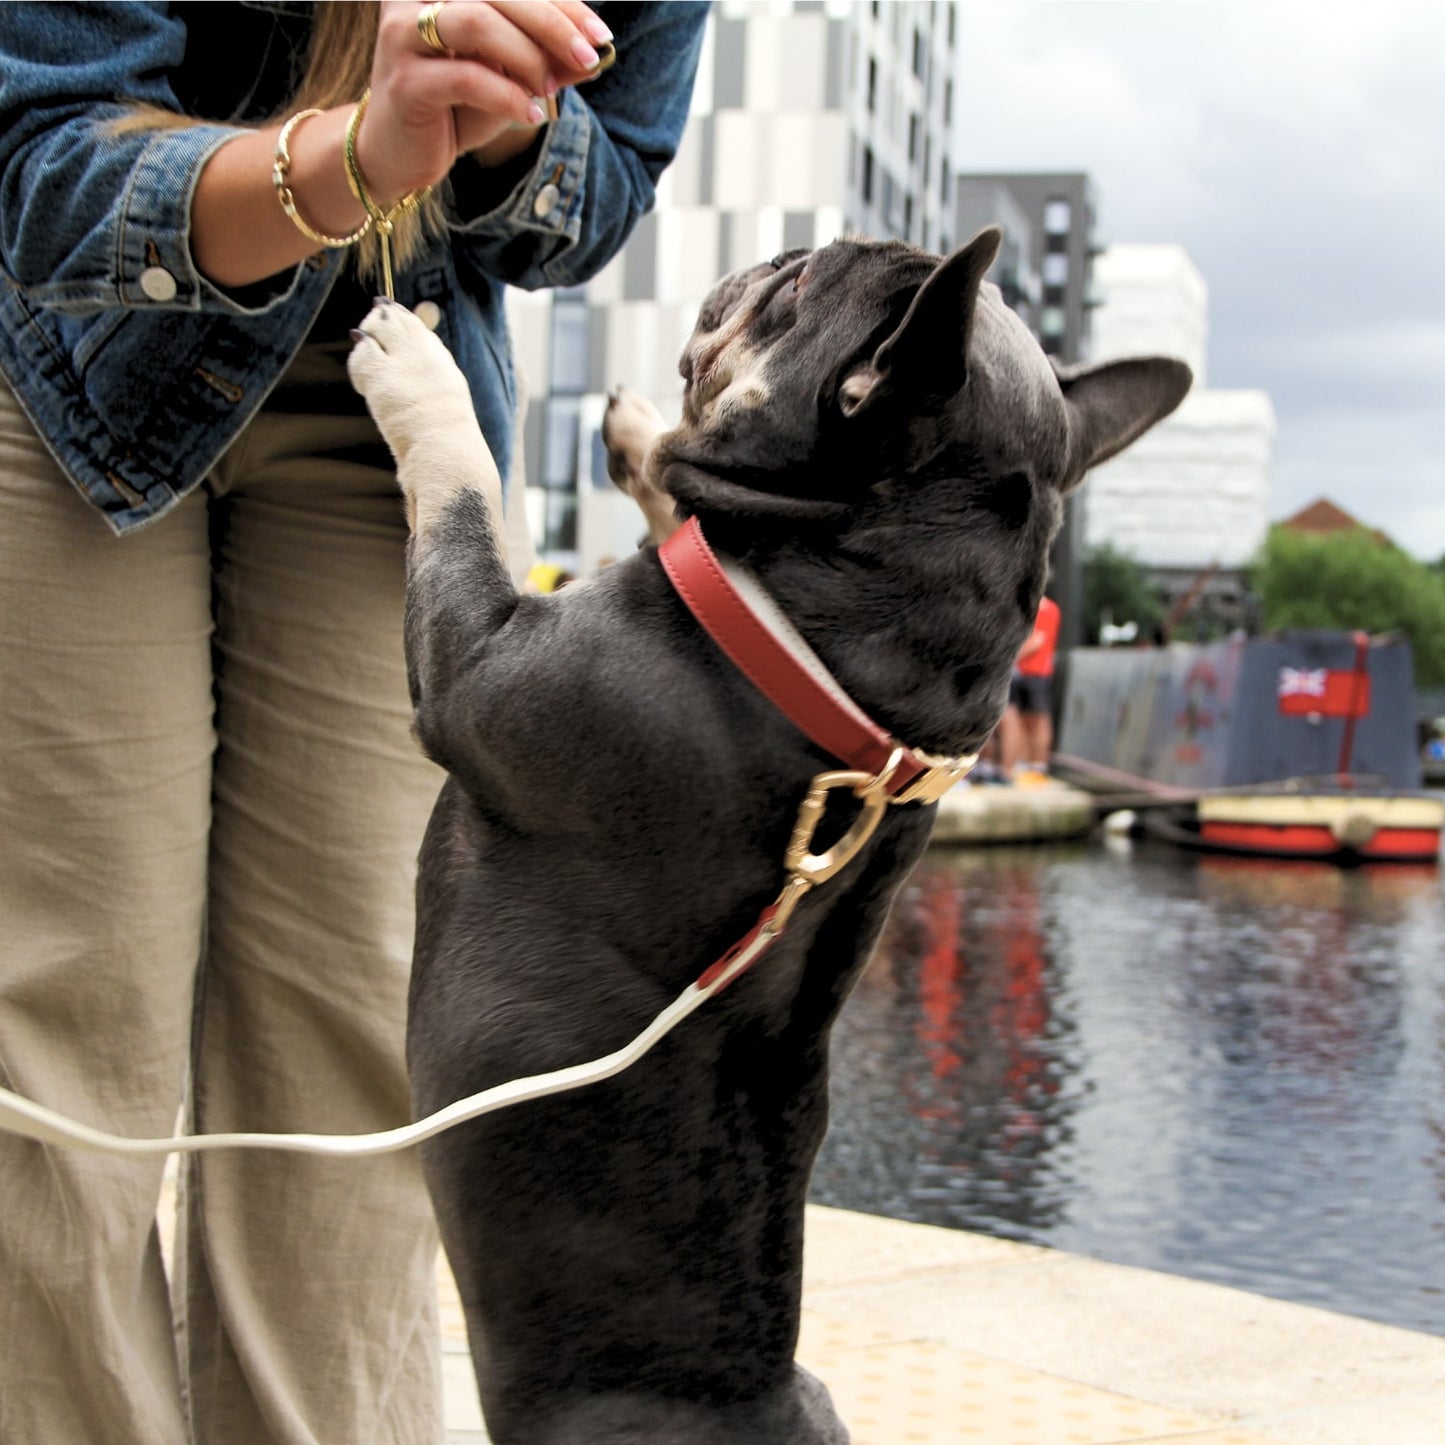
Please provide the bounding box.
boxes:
[448,88,590,253]
[121,123,305,316]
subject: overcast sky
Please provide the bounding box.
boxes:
[951,0,1445,559]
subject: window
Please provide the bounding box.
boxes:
[541,490,577,552]
[1040,306,1066,338]
[1042,252,1069,286]
[538,396,580,553]
[908,113,918,163]
[590,424,612,492]
[867,57,877,112]
[903,194,914,239]
[549,295,588,395]
[542,397,580,489]
[943,78,953,124]
[1043,198,1072,235]
[861,144,875,204]
[912,29,925,79]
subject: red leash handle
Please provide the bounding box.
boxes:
[659,518,931,796]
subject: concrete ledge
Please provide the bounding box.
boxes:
[443,1207,1445,1441]
[800,1205,1445,1444]
[931,781,1095,843]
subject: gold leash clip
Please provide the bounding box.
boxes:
[783,748,905,887]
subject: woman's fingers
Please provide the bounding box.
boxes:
[418,1,611,94]
[362,0,616,196]
[428,54,548,127]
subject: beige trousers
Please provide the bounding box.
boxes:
[0,345,446,1444]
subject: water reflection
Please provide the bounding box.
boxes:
[819,851,1085,1238]
[811,839,1445,1335]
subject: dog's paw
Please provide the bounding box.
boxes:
[348,300,477,463]
[349,300,504,542]
[602,385,667,488]
[603,386,679,542]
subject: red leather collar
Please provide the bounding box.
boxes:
[659,516,949,799]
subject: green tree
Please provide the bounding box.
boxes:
[1255,527,1445,688]
[1080,543,1165,645]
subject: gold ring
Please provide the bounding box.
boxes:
[417,1,449,53]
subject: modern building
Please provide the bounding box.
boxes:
[1082,244,1275,634]
[846,0,960,251]
[951,177,1041,332]
[952,172,1103,645]
[953,172,1101,364]
[509,0,963,573]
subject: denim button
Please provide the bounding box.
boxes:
[139,266,178,302]
[414,300,442,330]
[532,182,561,218]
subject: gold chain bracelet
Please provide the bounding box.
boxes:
[343,89,432,299]
[272,108,372,249]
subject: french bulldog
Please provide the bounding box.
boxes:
[348,226,1189,1444]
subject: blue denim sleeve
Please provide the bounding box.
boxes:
[447,1,709,291]
[0,2,301,317]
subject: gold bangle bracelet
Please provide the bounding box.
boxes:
[272,108,372,248]
[343,89,432,298]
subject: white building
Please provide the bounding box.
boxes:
[1082,244,1275,619]
[510,0,961,573]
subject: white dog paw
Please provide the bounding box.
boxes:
[348,300,504,542]
[603,385,668,487]
[602,385,679,542]
[348,300,476,462]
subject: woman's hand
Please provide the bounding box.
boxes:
[193,1,610,289]
[357,1,612,201]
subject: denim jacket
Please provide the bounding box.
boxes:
[0,2,706,535]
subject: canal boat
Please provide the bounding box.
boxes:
[1423,722,1445,787]
[1057,630,1443,863]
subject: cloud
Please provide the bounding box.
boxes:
[954,1,1445,557]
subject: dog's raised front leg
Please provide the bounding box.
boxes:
[348,299,506,547]
[348,300,515,770]
[603,385,679,543]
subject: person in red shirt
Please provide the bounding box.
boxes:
[999,595,1061,779]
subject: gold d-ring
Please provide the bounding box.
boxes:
[417,1,449,53]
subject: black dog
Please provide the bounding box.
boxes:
[349,227,1189,1444]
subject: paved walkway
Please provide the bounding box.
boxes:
[439,1205,1445,1445]
[156,1171,1443,1441]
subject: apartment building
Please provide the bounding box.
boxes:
[510,0,962,572]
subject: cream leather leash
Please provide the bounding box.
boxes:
[0,519,972,1159]
[0,940,766,1158]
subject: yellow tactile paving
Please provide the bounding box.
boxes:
[439,1268,1285,1445]
[795,1312,1270,1445]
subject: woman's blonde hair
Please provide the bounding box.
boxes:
[117,1,443,281]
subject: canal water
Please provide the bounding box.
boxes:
[811,831,1445,1336]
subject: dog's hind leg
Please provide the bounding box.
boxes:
[493,1365,849,1445]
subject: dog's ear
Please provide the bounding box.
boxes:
[1053,356,1193,489]
[840,226,1003,417]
